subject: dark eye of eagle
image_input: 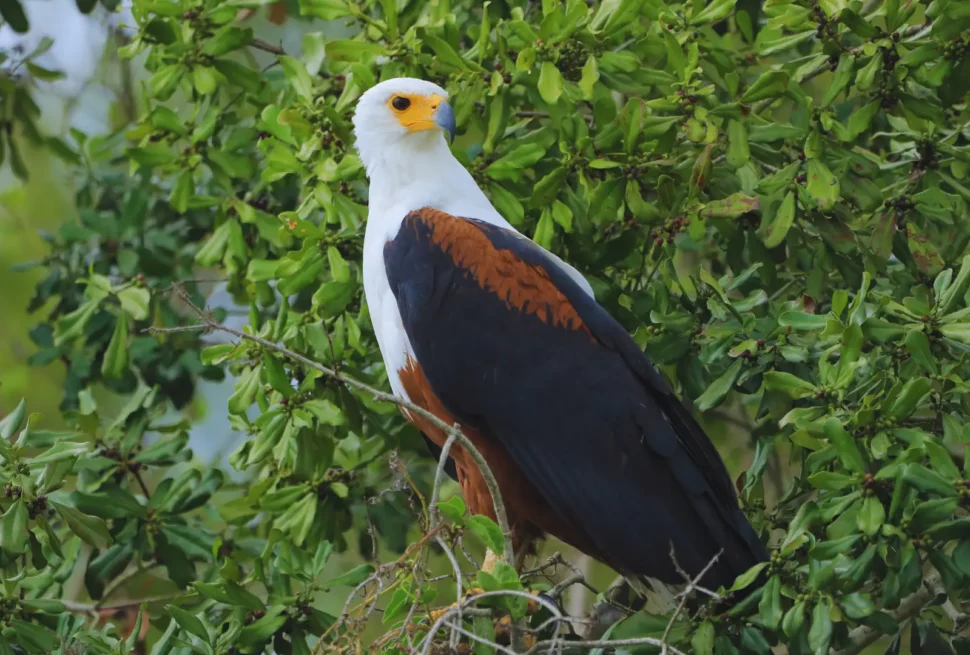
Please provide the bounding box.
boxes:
[392,96,411,111]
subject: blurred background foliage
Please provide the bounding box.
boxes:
[2,0,970,654]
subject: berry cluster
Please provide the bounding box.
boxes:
[878,46,901,108]
[650,215,690,245]
[943,36,968,61]
[811,2,840,40]
[556,39,589,81]
[914,139,939,171]
[320,132,344,151]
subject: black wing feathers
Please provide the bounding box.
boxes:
[385,211,767,589]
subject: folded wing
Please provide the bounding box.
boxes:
[384,207,767,589]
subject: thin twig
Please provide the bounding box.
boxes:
[428,431,459,529]
[61,594,177,614]
[419,589,566,655]
[249,38,285,55]
[526,636,687,655]
[97,565,158,609]
[661,546,723,654]
[443,620,519,655]
[434,533,465,648]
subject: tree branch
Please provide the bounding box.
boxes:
[249,38,285,55]
[833,571,945,655]
[148,285,515,565]
[526,635,686,655]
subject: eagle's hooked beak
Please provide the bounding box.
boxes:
[433,100,456,144]
[400,94,456,143]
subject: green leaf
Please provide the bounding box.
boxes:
[808,471,856,491]
[727,562,768,592]
[857,495,885,536]
[741,70,790,102]
[939,254,970,313]
[840,593,875,619]
[49,501,111,549]
[579,56,599,99]
[691,621,715,655]
[808,599,833,655]
[537,61,564,104]
[702,193,759,218]
[823,418,866,474]
[0,400,26,440]
[783,600,806,636]
[192,66,218,95]
[695,359,744,411]
[764,371,817,399]
[54,299,100,345]
[690,0,737,25]
[904,330,938,374]
[238,606,289,646]
[846,101,880,139]
[758,575,783,629]
[888,377,932,419]
[437,495,466,525]
[467,515,505,555]
[280,55,314,103]
[324,39,384,61]
[303,399,345,426]
[805,159,840,210]
[821,54,856,107]
[101,312,130,380]
[228,366,261,415]
[726,119,749,169]
[118,287,151,321]
[168,605,211,643]
[0,0,28,32]
[9,621,56,652]
[909,498,958,534]
[763,190,796,248]
[0,499,28,555]
[902,464,958,497]
[421,34,467,71]
[925,517,970,541]
[663,29,686,76]
[326,563,375,586]
[778,311,828,330]
[907,223,945,276]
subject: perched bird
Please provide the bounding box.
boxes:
[353,77,768,593]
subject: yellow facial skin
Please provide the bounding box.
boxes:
[387,93,447,133]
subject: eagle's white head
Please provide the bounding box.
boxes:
[352,77,456,179]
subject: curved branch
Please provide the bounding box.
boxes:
[148,287,515,564]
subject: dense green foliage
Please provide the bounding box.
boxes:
[4,0,970,653]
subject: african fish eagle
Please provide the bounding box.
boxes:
[353,77,768,593]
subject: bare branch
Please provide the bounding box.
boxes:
[249,38,285,55]
[443,620,519,655]
[661,546,723,654]
[428,430,459,529]
[419,589,567,655]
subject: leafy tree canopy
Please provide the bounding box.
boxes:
[3,0,970,653]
